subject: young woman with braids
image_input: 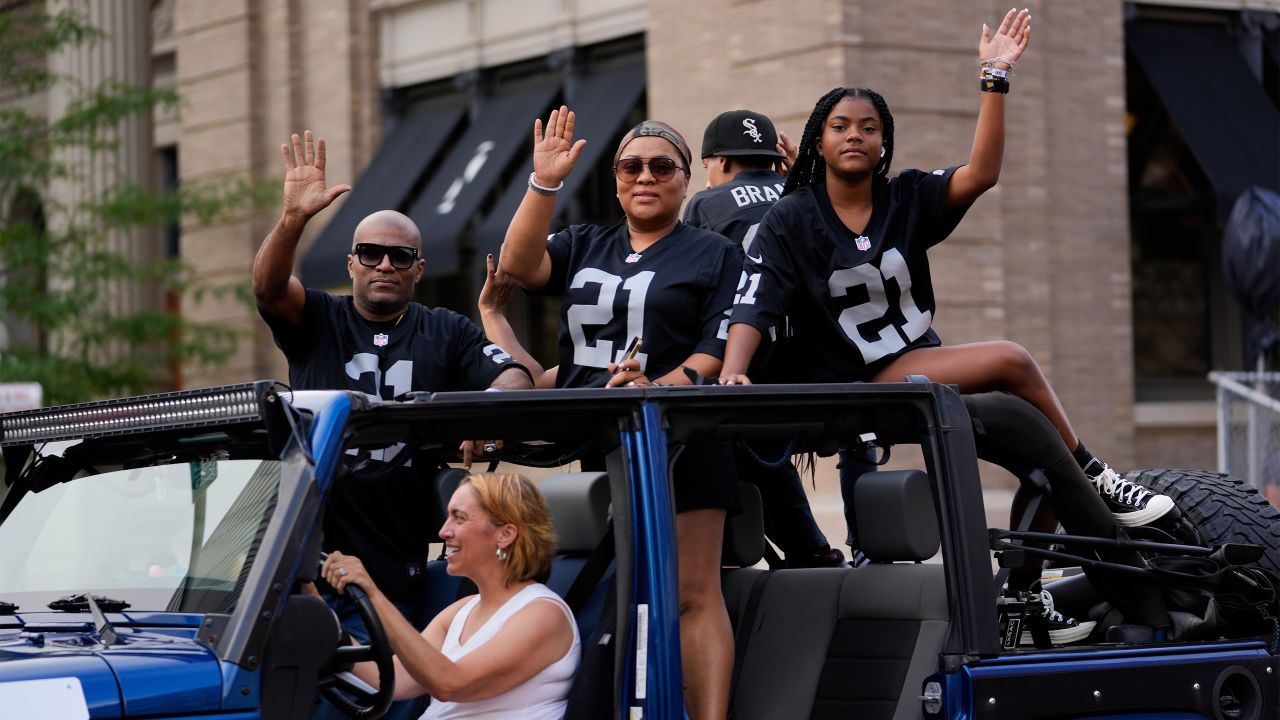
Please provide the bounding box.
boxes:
[718,9,1176,644]
[720,9,1172,528]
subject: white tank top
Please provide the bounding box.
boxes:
[420,583,580,720]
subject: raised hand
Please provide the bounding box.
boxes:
[478,253,515,314]
[280,130,352,220]
[531,106,587,188]
[979,8,1031,69]
[775,130,798,178]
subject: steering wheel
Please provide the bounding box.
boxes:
[320,584,396,719]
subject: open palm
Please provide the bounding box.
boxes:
[531,105,587,187]
[979,8,1031,67]
[280,130,351,219]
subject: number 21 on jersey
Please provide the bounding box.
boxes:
[828,247,931,364]
[567,268,654,370]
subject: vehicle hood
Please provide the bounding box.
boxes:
[0,617,224,717]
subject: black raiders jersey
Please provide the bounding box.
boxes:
[259,289,525,601]
[729,167,970,382]
[261,289,522,398]
[542,221,743,388]
[683,169,786,249]
[684,169,788,377]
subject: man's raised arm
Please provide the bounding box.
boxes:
[252,130,352,326]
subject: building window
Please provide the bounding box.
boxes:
[1125,7,1280,401]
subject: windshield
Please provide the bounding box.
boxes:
[0,452,280,615]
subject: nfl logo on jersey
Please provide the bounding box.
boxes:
[373,333,389,347]
[855,236,872,251]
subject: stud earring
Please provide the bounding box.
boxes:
[880,147,885,158]
[496,547,508,561]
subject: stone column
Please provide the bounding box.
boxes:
[47,0,159,373]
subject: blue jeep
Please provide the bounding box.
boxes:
[1,380,1278,719]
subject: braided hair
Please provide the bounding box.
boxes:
[782,87,895,196]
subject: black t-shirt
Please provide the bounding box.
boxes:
[730,167,970,383]
[260,289,525,601]
[684,170,788,376]
[683,169,786,249]
[541,221,743,388]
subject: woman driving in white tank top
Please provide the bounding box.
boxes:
[322,473,580,719]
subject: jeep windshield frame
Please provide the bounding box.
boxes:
[0,382,340,677]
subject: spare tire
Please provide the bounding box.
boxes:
[1126,469,1280,577]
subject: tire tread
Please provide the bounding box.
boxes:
[1127,468,1280,576]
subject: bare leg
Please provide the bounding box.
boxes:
[676,508,732,720]
[871,341,1081,450]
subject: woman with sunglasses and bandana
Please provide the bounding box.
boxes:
[500,107,742,720]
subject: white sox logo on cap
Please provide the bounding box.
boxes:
[742,118,763,143]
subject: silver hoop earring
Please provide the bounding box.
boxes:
[879,147,885,158]
[496,547,508,561]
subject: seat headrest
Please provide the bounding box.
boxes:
[722,481,765,567]
[540,472,611,553]
[853,470,939,562]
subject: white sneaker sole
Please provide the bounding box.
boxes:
[1112,494,1175,527]
[1021,619,1097,646]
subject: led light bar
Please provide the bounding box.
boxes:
[0,381,275,446]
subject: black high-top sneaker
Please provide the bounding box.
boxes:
[1085,461,1175,527]
[1021,582,1096,646]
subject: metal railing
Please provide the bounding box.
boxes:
[1209,371,1280,490]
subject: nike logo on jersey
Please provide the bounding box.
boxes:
[746,252,763,264]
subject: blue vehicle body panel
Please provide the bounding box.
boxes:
[98,635,223,716]
[0,647,122,718]
[0,625,224,717]
[939,641,1278,719]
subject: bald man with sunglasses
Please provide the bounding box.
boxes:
[254,132,531,719]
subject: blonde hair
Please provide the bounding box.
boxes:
[462,473,556,585]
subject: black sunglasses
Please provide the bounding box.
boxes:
[352,243,419,270]
[613,157,685,183]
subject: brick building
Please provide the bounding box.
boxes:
[5,0,1279,481]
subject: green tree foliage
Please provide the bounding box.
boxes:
[0,4,273,405]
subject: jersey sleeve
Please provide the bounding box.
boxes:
[682,194,709,228]
[693,239,745,360]
[728,205,796,335]
[257,288,332,362]
[537,226,577,296]
[907,166,972,249]
[449,313,532,388]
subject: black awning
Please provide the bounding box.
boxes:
[301,95,467,287]
[473,65,647,261]
[1128,20,1280,207]
[405,78,561,275]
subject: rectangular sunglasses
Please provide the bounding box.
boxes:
[352,243,419,270]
